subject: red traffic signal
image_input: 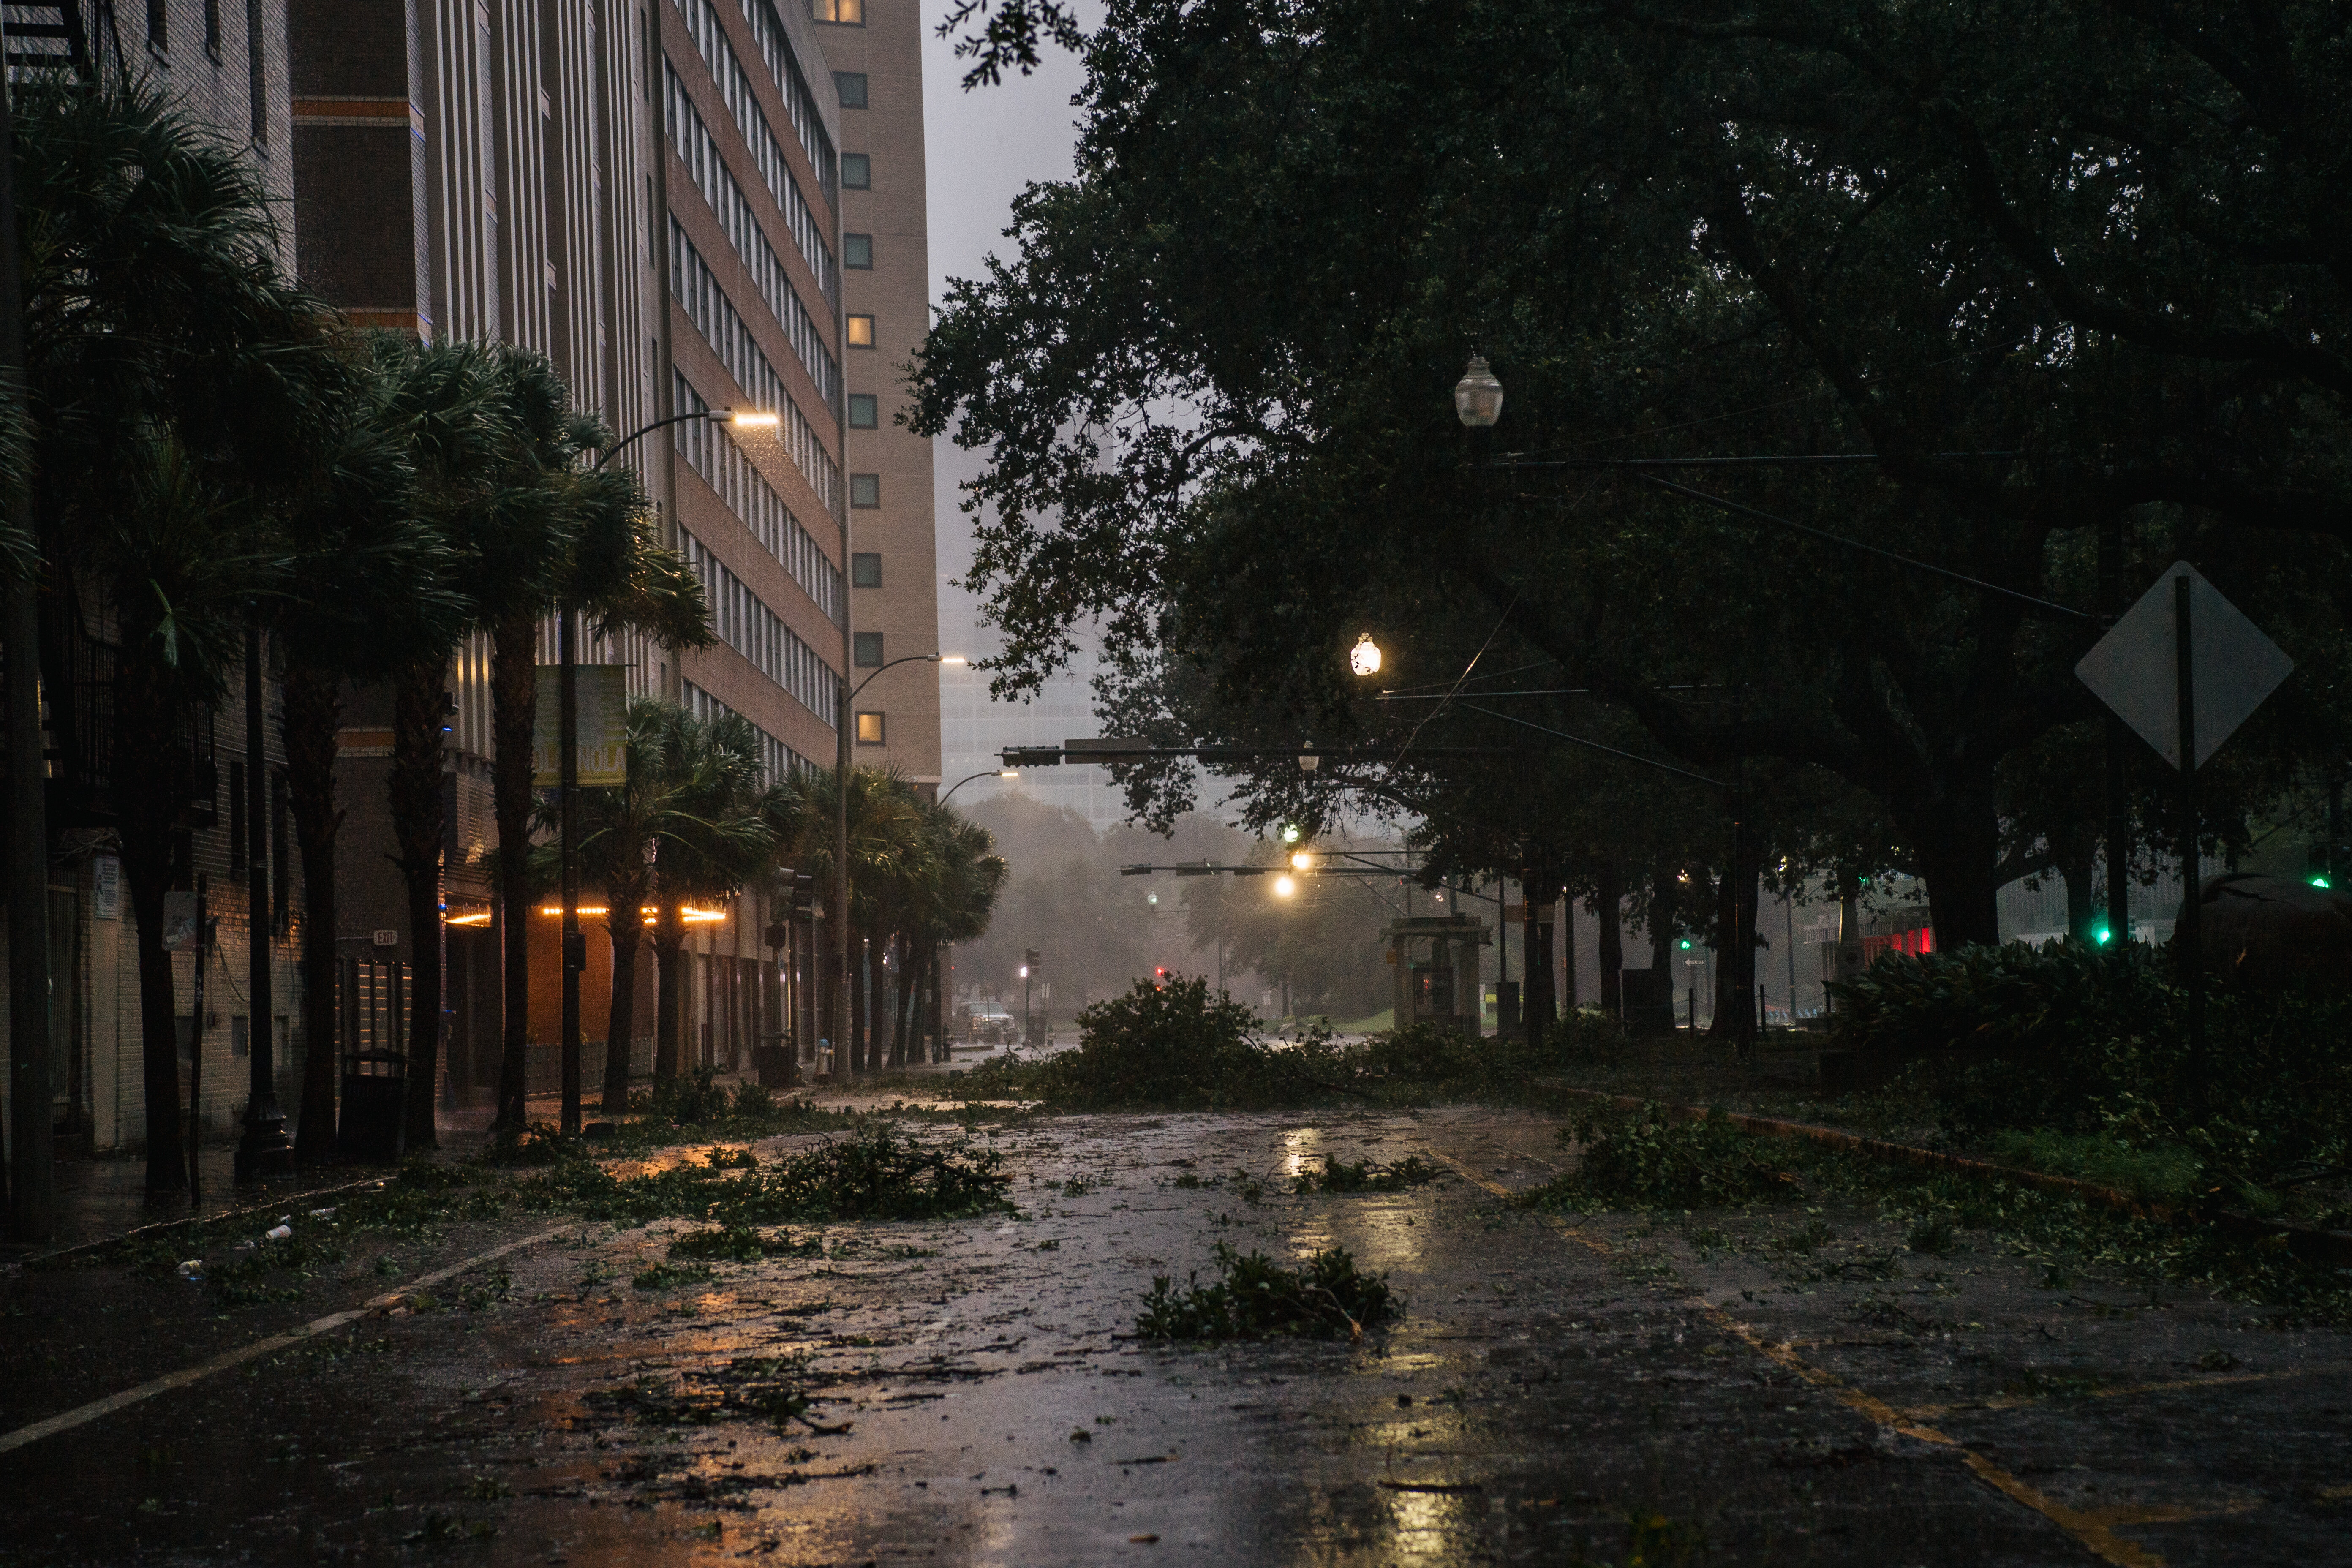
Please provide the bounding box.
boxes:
[1152,966,1169,988]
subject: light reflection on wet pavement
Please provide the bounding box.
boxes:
[3,1105,2348,1565]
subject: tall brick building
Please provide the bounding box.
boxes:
[811,0,941,788]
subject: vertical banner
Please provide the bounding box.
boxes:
[533,665,629,787]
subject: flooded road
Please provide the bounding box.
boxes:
[2,1107,2344,1565]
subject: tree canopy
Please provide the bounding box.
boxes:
[913,0,2352,946]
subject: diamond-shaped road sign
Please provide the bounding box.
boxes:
[2075,561,2293,771]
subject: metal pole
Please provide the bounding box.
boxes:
[189,876,208,1204]
[235,620,291,1176]
[2175,573,2203,1059]
[558,607,581,1133]
[2,41,53,1240]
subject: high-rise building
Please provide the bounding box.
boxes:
[291,0,856,1100]
[809,0,940,791]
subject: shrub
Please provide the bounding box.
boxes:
[1523,1103,1798,1211]
[961,977,1332,1111]
[1138,1243,1397,1339]
[1827,939,2170,1060]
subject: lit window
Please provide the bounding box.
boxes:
[835,71,868,108]
[852,552,880,587]
[841,153,871,190]
[855,632,884,666]
[850,473,880,508]
[855,711,885,745]
[847,313,875,348]
[844,234,873,269]
[814,0,863,22]
[848,394,878,428]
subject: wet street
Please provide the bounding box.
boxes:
[3,1106,2347,1566]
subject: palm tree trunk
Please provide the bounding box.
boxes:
[390,656,448,1148]
[653,898,685,1080]
[892,936,916,1067]
[490,610,538,1130]
[850,932,869,1075]
[280,660,343,1162]
[114,658,185,1193]
[601,876,644,1113]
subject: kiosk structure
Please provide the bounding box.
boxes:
[1383,915,1491,1035]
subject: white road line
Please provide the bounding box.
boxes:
[0,1228,563,1456]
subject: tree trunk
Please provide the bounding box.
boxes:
[601,874,645,1113]
[1559,893,1577,1010]
[2056,827,2100,943]
[1710,863,1738,1039]
[1902,776,2004,949]
[892,936,916,1067]
[114,659,185,1193]
[390,656,448,1148]
[1649,866,1681,972]
[1521,863,1555,1045]
[280,660,343,1163]
[1596,861,1624,1014]
[653,900,686,1081]
[490,611,538,1130]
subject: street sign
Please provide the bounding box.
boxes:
[2075,561,2292,771]
[532,664,629,786]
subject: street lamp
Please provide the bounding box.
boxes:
[940,766,1017,804]
[1290,851,1314,871]
[1349,634,1382,677]
[1274,875,1297,897]
[1454,355,1503,427]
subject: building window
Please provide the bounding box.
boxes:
[835,71,867,108]
[852,552,881,588]
[847,313,875,348]
[841,153,871,190]
[855,631,885,667]
[848,394,878,428]
[205,0,222,54]
[855,710,885,745]
[850,473,880,508]
[147,0,166,49]
[814,0,864,24]
[246,0,268,144]
[843,234,872,269]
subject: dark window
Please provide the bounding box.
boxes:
[229,761,248,874]
[843,233,873,269]
[814,0,864,24]
[848,394,878,428]
[851,552,881,588]
[855,711,885,746]
[849,474,880,508]
[246,0,268,144]
[147,0,166,48]
[847,313,875,348]
[835,71,868,108]
[854,631,884,666]
[841,153,871,190]
[205,0,222,54]
[231,1016,250,1059]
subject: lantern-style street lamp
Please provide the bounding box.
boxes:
[1453,354,1503,427]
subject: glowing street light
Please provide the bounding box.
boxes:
[1290,851,1314,871]
[1453,354,1503,427]
[722,407,781,427]
[1274,875,1297,897]
[1349,634,1382,677]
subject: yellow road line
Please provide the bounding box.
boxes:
[1897,1364,2352,1421]
[0,1228,564,1456]
[1422,1150,2229,1568]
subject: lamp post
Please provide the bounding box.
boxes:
[234,616,294,1177]
[558,408,775,1130]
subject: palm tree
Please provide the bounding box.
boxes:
[11,74,359,1192]
[374,344,708,1141]
[272,336,469,1162]
[895,804,1006,1064]
[785,766,931,1073]
[632,706,792,1080]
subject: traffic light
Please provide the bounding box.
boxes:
[1677,937,1693,951]
[1280,823,1302,844]
[789,871,817,917]
[2308,843,2333,890]
[1153,966,1169,988]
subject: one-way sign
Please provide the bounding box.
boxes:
[2074,561,2292,771]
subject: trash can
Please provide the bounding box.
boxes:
[338,1050,407,1163]
[753,1035,796,1089]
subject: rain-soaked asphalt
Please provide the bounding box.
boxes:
[3,1105,2348,1566]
